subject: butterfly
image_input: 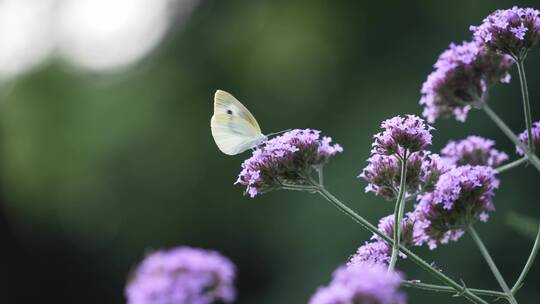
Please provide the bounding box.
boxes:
[211,90,268,155]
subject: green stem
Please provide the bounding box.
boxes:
[468,226,518,304]
[495,157,528,174]
[515,59,535,153]
[511,225,540,294]
[311,185,489,304]
[482,105,540,172]
[389,154,408,271]
[316,166,324,187]
[402,281,508,298]
[280,183,318,192]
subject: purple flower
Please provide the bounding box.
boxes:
[348,214,415,267]
[309,264,406,304]
[361,152,447,201]
[421,153,449,193]
[373,214,415,245]
[125,247,236,304]
[471,7,540,57]
[516,121,540,157]
[441,135,508,167]
[236,129,342,197]
[420,41,513,123]
[372,115,433,157]
[348,241,392,266]
[412,166,499,249]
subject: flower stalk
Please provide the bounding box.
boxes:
[389,153,408,271]
[401,281,507,298]
[515,58,535,154]
[495,157,528,174]
[482,104,540,172]
[296,180,490,304]
[511,225,540,295]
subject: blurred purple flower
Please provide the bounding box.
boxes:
[372,115,433,157]
[236,129,342,197]
[125,247,236,304]
[419,41,512,123]
[471,7,540,57]
[412,165,499,249]
[516,121,540,157]
[309,263,406,304]
[441,135,508,167]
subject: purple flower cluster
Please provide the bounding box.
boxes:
[125,247,236,304]
[348,214,415,266]
[309,263,406,304]
[349,241,392,266]
[361,152,446,201]
[471,7,540,57]
[420,41,513,123]
[361,115,439,201]
[412,166,499,249]
[517,121,540,157]
[441,135,508,167]
[372,115,433,156]
[236,129,342,197]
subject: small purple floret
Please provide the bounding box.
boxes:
[516,121,540,157]
[125,247,236,304]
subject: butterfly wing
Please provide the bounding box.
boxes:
[214,90,262,133]
[211,90,265,155]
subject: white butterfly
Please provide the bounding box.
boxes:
[211,90,268,155]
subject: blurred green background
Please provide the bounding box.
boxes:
[0,0,539,303]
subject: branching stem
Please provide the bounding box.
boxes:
[286,180,490,304]
[511,225,540,294]
[482,105,540,172]
[389,153,408,271]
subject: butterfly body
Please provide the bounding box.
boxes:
[211,90,267,155]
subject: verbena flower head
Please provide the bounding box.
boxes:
[420,41,513,123]
[348,241,392,266]
[412,165,499,249]
[516,121,540,157]
[309,264,406,304]
[236,129,342,197]
[441,135,508,167]
[471,7,540,57]
[361,152,447,201]
[372,115,433,157]
[125,247,236,304]
[348,214,415,267]
[373,214,415,245]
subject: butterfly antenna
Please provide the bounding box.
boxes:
[266,129,292,137]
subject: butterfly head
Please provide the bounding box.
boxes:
[254,134,268,148]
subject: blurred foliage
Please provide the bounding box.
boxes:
[1,0,540,303]
[507,212,540,240]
